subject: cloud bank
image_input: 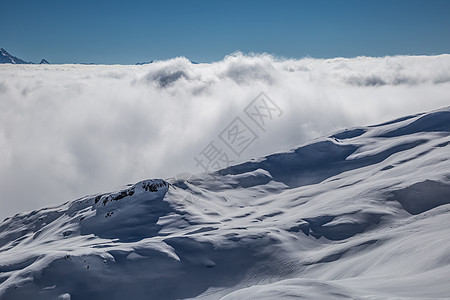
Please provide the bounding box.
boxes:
[1,53,450,220]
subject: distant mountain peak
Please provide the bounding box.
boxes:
[0,48,29,64]
[39,59,50,64]
[136,60,153,65]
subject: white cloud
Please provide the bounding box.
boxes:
[0,53,450,220]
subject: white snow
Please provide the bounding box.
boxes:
[0,106,449,299]
[1,54,450,221]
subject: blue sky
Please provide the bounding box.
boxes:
[1,0,450,64]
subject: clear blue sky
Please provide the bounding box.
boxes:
[1,0,449,64]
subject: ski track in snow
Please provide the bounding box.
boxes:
[0,107,450,299]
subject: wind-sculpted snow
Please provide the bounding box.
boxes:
[0,107,450,299]
[1,53,450,220]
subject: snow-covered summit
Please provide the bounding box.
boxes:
[0,48,29,64]
[0,48,50,64]
[0,107,449,299]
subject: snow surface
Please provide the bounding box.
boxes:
[0,107,450,299]
[1,54,450,221]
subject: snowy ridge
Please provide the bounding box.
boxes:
[1,107,450,299]
[0,48,49,64]
[0,49,29,64]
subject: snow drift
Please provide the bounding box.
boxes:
[0,106,449,299]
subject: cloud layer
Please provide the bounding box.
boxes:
[1,53,450,220]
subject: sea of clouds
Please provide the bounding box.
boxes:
[1,53,450,219]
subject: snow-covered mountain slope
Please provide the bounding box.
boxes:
[1,107,450,299]
[0,49,29,64]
